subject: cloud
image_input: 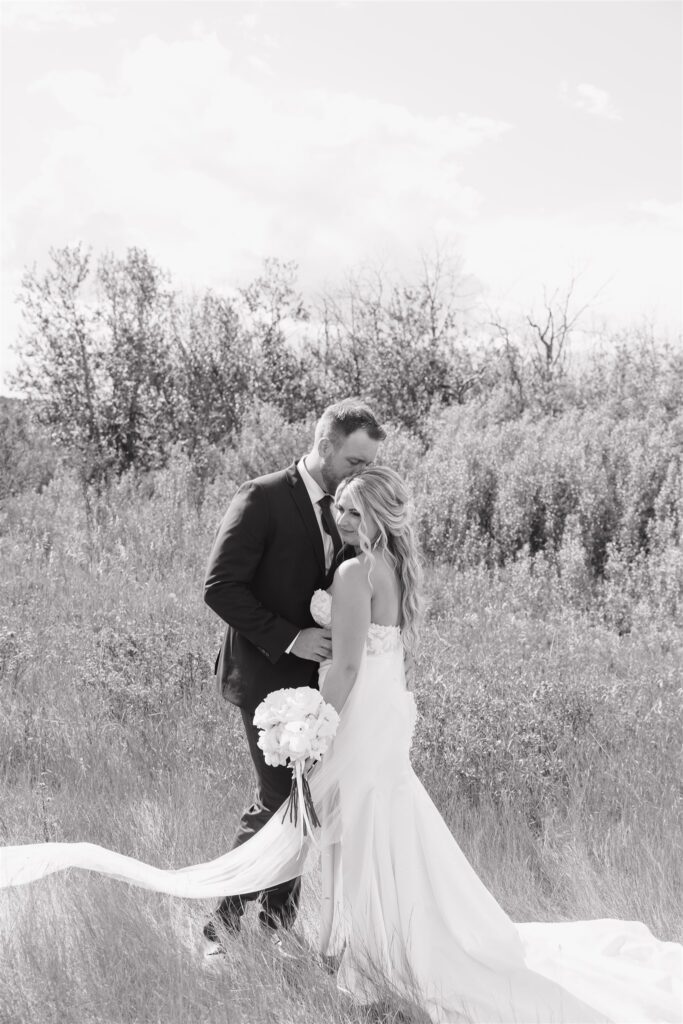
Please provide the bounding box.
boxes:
[1,1,115,32]
[6,31,510,301]
[247,54,275,78]
[632,200,683,230]
[559,81,622,121]
[462,212,682,333]
[239,12,260,33]
[238,8,279,50]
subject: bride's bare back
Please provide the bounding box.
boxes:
[365,552,402,628]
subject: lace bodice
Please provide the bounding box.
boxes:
[310,589,402,655]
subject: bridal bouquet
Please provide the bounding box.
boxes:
[254,687,339,842]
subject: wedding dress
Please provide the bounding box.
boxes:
[1,590,681,1023]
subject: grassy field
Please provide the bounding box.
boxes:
[1,458,681,1024]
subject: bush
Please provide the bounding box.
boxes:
[414,405,682,626]
[411,562,682,826]
[0,397,60,500]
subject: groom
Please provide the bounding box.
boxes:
[203,398,385,948]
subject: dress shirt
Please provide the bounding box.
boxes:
[297,456,335,571]
[284,457,334,655]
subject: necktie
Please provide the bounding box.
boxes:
[318,494,342,561]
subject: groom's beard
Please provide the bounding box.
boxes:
[320,466,343,496]
[321,460,363,496]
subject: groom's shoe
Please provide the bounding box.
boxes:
[201,927,227,957]
[201,913,241,956]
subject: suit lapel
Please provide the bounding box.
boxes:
[286,461,326,574]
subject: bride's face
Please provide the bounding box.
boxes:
[335,491,379,548]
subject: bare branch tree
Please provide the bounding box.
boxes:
[525,278,592,378]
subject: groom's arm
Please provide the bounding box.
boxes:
[204,481,298,664]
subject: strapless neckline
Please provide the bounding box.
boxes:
[311,589,400,628]
[310,589,402,654]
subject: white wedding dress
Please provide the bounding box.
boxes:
[1,590,681,1023]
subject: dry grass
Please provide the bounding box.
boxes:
[0,464,681,1023]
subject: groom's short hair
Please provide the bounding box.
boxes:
[315,399,386,447]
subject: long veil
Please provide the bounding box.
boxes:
[0,718,351,900]
[2,650,682,1024]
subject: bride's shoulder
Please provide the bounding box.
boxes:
[333,556,371,593]
[333,552,397,594]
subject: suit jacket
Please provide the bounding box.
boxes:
[204,460,341,712]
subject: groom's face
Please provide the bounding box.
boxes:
[319,429,379,494]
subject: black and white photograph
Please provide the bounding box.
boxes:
[1,2,682,1022]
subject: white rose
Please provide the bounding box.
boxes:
[257,729,282,760]
[315,711,339,739]
[283,687,322,720]
[254,687,338,769]
[310,589,332,627]
[286,733,311,757]
[254,707,280,729]
[283,720,305,733]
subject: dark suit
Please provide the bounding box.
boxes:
[204,459,337,930]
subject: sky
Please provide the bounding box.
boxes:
[1,0,681,390]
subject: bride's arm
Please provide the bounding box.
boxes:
[320,559,371,714]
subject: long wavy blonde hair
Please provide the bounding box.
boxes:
[336,465,423,653]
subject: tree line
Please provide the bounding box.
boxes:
[3,244,681,611]
[13,243,671,480]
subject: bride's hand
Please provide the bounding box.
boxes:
[290,626,332,663]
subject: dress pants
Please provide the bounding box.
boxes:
[214,707,301,931]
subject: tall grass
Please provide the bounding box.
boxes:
[1,413,681,1023]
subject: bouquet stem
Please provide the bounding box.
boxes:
[282,761,320,846]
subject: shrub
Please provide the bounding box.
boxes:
[415,405,681,611]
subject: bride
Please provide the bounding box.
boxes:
[1,466,681,1023]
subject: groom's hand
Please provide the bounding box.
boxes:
[290,627,332,663]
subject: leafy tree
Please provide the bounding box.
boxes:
[315,253,481,432]
[579,325,683,422]
[11,244,109,479]
[171,289,254,448]
[97,248,178,471]
[12,246,183,476]
[238,258,318,421]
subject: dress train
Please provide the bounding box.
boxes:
[1,617,681,1023]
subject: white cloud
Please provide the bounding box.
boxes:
[560,81,622,121]
[239,12,260,33]
[462,212,682,333]
[1,1,115,32]
[238,8,279,50]
[29,68,104,117]
[247,54,275,78]
[632,200,683,230]
[6,31,510,304]
[7,27,679,388]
